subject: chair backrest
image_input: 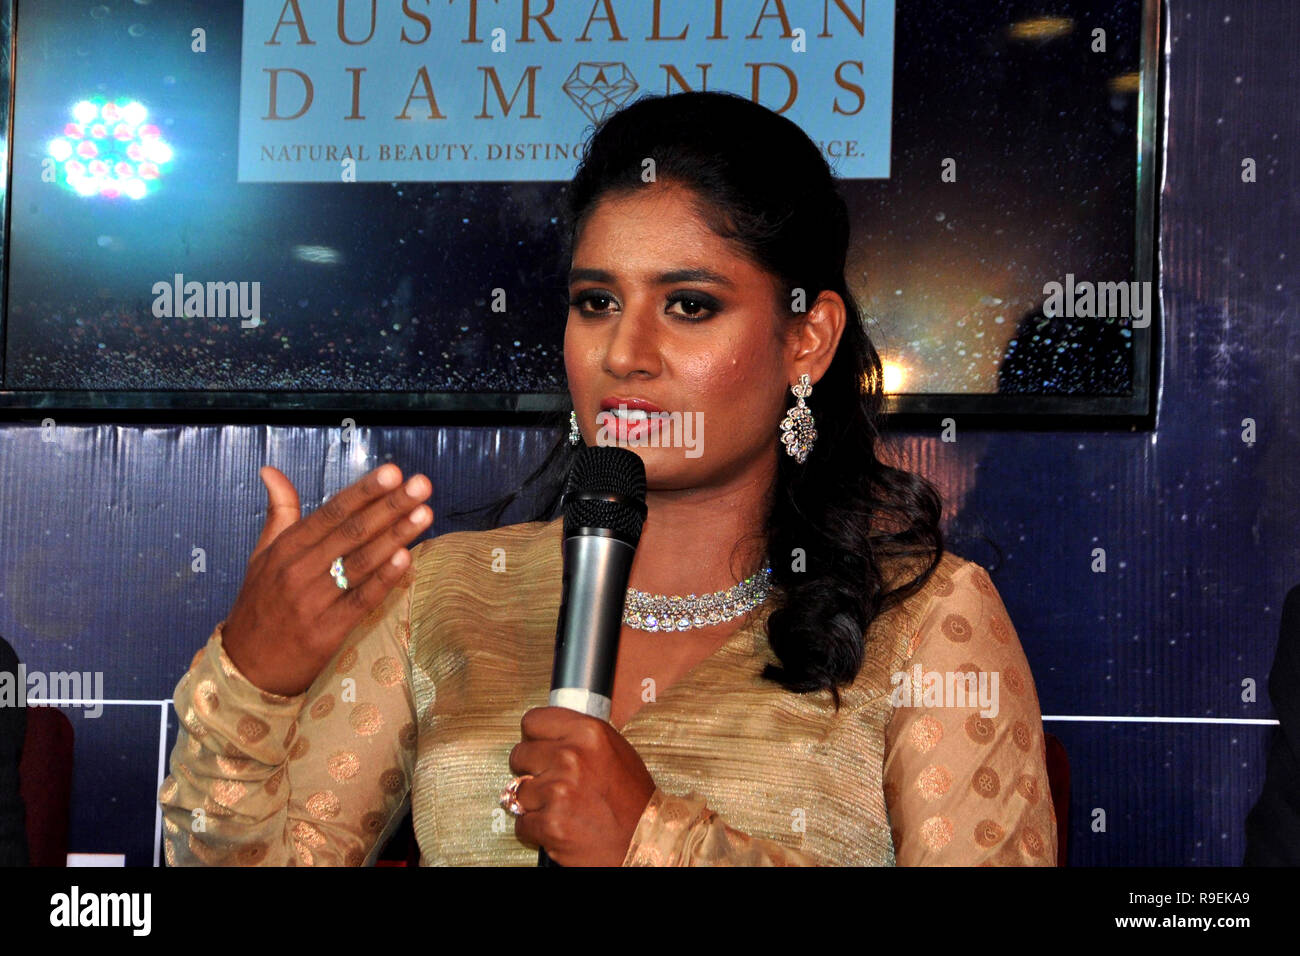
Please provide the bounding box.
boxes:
[18,707,74,867]
[1043,731,1070,866]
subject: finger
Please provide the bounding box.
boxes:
[297,463,407,550]
[311,497,432,603]
[313,540,417,651]
[513,776,567,853]
[513,813,543,851]
[508,740,551,777]
[249,466,302,563]
[310,472,432,577]
[283,485,432,639]
[508,750,581,822]
[520,705,588,742]
[511,772,548,815]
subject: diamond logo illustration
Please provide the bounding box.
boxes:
[562,62,639,124]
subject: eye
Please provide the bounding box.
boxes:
[569,290,617,315]
[568,289,721,321]
[666,291,720,322]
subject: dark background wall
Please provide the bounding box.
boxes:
[1,0,1296,866]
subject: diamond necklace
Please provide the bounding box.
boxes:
[622,560,773,632]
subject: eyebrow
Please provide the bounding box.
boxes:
[568,266,736,289]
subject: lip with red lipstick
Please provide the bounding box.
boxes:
[596,396,666,444]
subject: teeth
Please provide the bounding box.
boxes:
[611,407,650,422]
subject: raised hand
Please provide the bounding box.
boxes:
[219,463,432,696]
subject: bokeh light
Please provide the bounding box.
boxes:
[47,97,172,200]
[881,360,907,394]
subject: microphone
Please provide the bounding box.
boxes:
[539,445,647,867]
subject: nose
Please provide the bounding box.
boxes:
[602,302,662,380]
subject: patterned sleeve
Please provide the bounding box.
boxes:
[622,788,825,866]
[157,556,420,866]
[883,560,1057,865]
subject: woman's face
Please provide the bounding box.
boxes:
[564,181,799,492]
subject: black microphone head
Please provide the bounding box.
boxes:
[561,445,648,543]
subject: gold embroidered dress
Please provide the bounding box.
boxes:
[159,517,1057,865]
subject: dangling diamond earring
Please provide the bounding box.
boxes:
[568,409,581,445]
[780,373,817,463]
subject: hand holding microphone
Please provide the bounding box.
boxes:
[508,703,658,866]
[506,446,659,866]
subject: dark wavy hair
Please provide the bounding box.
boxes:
[452,90,944,709]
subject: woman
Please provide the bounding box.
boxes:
[159,91,1056,866]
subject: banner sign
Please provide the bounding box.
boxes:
[237,0,895,182]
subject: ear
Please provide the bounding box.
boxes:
[784,290,847,387]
